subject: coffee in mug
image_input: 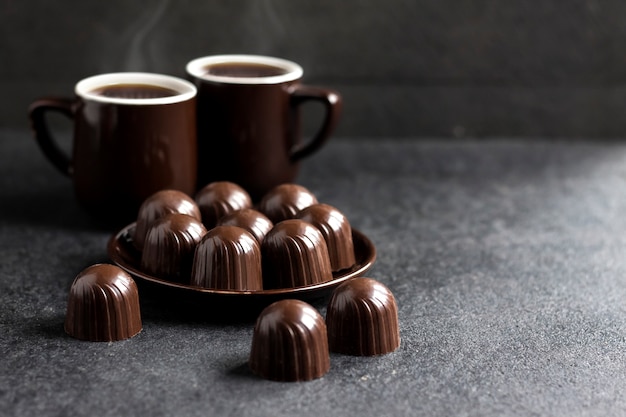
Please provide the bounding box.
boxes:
[88,83,181,99]
[202,62,290,78]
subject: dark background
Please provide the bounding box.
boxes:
[4,0,626,138]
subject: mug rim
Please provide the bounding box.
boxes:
[186,54,303,85]
[75,72,197,105]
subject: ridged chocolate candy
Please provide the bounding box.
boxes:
[216,208,273,243]
[261,219,333,289]
[296,203,356,272]
[258,184,318,223]
[195,181,252,229]
[326,278,400,356]
[133,189,201,251]
[191,225,263,290]
[249,299,330,382]
[140,213,207,283]
[64,264,142,342]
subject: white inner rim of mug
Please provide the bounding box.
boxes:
[186,55,304,85]
[75,72,197,105]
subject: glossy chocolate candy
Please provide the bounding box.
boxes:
[65,264,142,342]
[326,278,400,356]
[140,213,207,283]
[249,299,330,381]
[296,203,356,272]
[195,181,252,229]
[261,219,333,289]
[191,225,263,291]
[133,189,201,251]
[217,208,273,244]
[258,183,318,223]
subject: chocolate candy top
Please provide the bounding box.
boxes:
[217,208,273,244]
[133,189,201,251]
[195,181,253,229]
[258,183,318,223]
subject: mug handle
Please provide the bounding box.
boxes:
[28,97,76,176]
[288,85,342,162]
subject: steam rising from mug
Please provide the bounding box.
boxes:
[95,0,170,73]
[124,0,170,71]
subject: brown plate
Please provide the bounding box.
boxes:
[107,223,376,309]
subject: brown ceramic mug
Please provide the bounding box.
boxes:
[28,72,198,224]
[186,55,342,200]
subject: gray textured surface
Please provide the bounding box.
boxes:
[2,129,626,416]
[7,0,626,137]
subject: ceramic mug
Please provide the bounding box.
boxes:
[186,55,342,200]
[28,72,198,224]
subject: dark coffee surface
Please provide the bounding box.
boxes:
[203,62,289,78]
[3,129,626,416]
[89,84,179,99]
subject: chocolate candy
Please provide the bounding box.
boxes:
[258,183,318,223]
[326,278,400,356]
[133,189,201,251]
[65,264,142,342]
[140,213,207,283]
[296,203,356,272]
[249,299,330,381]
[216,208,273,244]
[191,225,263,290]
[195,181,253,229]
[261,219,333,289]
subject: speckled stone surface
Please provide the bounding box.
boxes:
[2,129,626,416]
